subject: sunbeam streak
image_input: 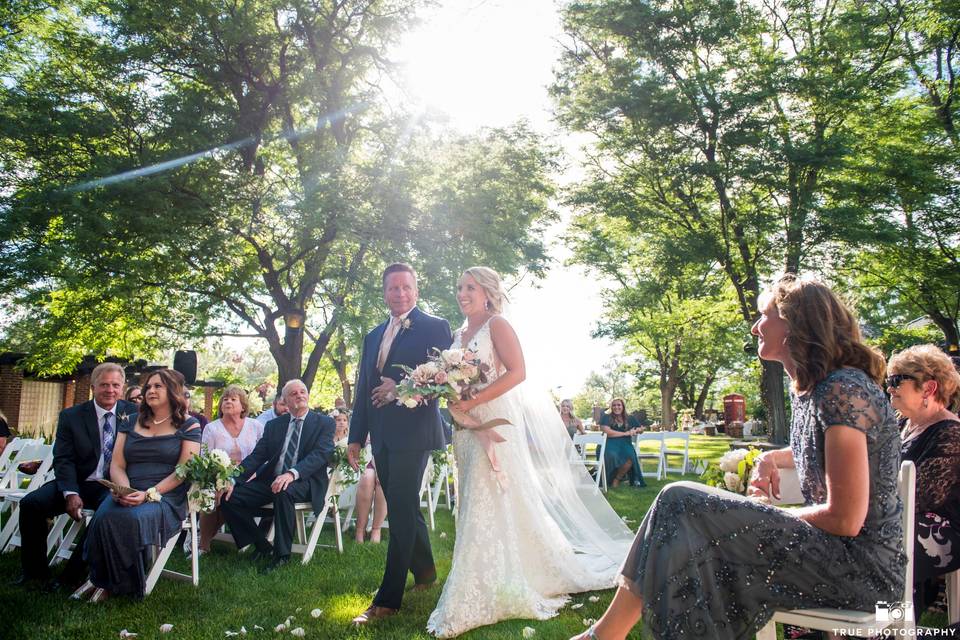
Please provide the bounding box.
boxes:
[65,103,367,193]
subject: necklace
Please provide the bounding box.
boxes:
[903,409,951,440]
[151,415,171,426]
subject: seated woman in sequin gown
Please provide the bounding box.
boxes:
[572,275,905,640]
[887,344,960,611]
[79,368,201,601]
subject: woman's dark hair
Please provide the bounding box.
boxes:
[124,385,142,402]
[762,274,886,393]
[138,369,189,429]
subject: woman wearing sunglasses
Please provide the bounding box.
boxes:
[887,344,960,612]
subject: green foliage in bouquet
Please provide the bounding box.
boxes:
[175,445,242,513]
[330,444,368,496]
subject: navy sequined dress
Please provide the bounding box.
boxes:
[619,368,905,639]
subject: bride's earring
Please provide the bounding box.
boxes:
[922,396,929,408]
[484,300,491,311]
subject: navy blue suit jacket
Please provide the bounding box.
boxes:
[349,306,453,454]
[53,399,139,494]
[238,410,335,514]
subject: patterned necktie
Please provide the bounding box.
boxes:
[102,412,114,480]
[377,316,402,371]
[282,418,303,473]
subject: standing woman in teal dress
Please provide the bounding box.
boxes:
[599,399,645,488]
[78,368,201,601]
[572,275,903,640]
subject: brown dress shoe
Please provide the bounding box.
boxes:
[352,605,399,626]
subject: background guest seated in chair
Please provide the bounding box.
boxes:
[888,344,960,612]
[599,398,645,488]
[221,379,335,574]
[560,399,585,439]
[353,432,387,544]
[14,362,138,592]
[197,384,264,556]
[77,368,200,601]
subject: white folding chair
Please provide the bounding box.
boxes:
[756,461,916,639]
[49,509,95,566]
[419,461,437,531]
[265,478,343,563]
[947,568,959,626]
[662,432,691,475]
[572,432,607,491]
[144,510,199,595]
[0,438,38,480]
[0,440,47,512]
[634,432,666,480]
[0,444,55,551]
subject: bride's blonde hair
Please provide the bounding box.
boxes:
[463,266,509,314]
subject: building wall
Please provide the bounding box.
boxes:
[0,364,24,430]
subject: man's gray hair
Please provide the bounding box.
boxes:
[91,362,125,387]
[281,379,308,399]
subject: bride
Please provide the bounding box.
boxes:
[427,267,636,638]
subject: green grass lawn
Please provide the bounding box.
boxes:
[0,436,949,638]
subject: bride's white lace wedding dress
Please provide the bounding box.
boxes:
[426,318,635,638]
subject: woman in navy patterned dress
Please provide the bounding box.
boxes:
[573,275,904,640]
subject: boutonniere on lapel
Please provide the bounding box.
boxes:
[116,412,132,426]
[400,317,412,332]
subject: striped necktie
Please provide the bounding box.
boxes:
[282,418,303,473]
[102,412,114,480]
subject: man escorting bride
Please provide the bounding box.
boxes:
[351,263,633,637]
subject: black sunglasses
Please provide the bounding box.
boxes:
[886,374,917,389]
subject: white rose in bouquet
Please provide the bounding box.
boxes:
[403,397,420,409]
[441,349,463,366]
[211,448,232,468]
[718,449,748,473]
[723,471,744,493]
[459,363,478,380]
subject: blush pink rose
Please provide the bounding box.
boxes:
[435,371,448,384]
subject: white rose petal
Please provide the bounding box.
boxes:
[296,608,302,613]
[582,618,596,627]
[571,603,584,609]
[439,532,447,538]
[310,609,323,618]
[522,627,536,638]
[159,624,174,633]
[254,625,264,631]
[290,629,305,638]
[119,632,138,639]
[240,627,247,635]
[588,595,600,602]
[225,633,239,637]
[275,624,287,632]
[403,397,419,409]
[285,617,293,626]
[723,471,744,493]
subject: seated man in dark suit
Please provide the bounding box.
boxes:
[15,362,138,590]
[221,378,335,574]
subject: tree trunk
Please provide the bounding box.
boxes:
[761,359,788,444]
[694,373,715,420]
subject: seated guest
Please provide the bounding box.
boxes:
[887,344,960,610]
[257,393,288,424]
[197,385,264,555]
[560,399,585,438]
[332,408,350,445]
[221,379,335,573]
[572,275,903,640]
[15,363,137,591]
[124,385,143,406]
[350,415,387,544]
[184,389,209,429]
[599,398,645,488]
[78,368,200,601]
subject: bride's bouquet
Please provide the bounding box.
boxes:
[175,445,243,513]
[395,348,489,408]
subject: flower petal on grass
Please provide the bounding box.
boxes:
[310,609,323,618]
[522,626,536,638]
[119,631,138,639]
[290,628,305,637]
[159,624,174,633]
[570,603,584,609]
[588,595,600,602]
